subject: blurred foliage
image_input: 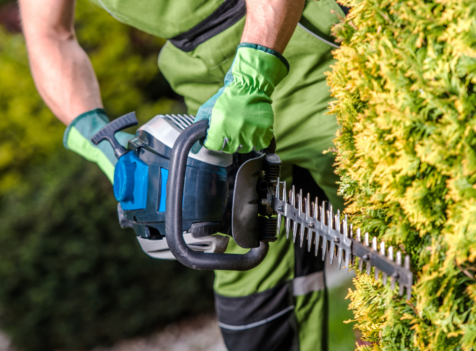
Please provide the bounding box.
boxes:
[0,1,211,350]
[0,150,214,351]
[0,0,184,194]
[327,0,476,349]
[328,280,355,351]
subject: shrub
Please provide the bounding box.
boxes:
[0,0,183,194]
[328,0,476,349]
[0,151,214,351]
[0,1,212,350]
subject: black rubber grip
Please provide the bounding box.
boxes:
[91,112,138,159]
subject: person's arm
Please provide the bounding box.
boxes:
[192,0,305,154]
[19,0,131,183]
[19,0,103,125]
[241,0,305,54]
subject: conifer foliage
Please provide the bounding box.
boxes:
[327,0,476,349]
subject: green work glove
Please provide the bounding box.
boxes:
[191,43,289,154]
[63,108,133,184]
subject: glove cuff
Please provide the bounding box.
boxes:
[232,43,289,96]
[63,108,118,183]
[237,43,290,72]
[63,108,109,149]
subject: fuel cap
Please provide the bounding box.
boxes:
[113,160,136,202]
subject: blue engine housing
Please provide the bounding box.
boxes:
[114,115,233,240]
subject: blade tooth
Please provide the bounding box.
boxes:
[342,215,348,269]
[329,204,334,228]
[314,197,319,219]
[337,246,343,269]
[365,233,371,276]
[285,218,291,239]
[388,246,395,290]
[337,210,341,232]
[397,251,403,295]
[346,221,352,270]
[330,240,335,265]
[388,246,394,259]
[310,199,317,253]
[335,213,340,234]
[405,255,411,299]
[293,220,298,243]
[307,230,313,252]
[315,233,320,257]
[322,237,327,261]
[299,193,306,248]
[291,185,296,207]
[276,177,280,200]
[343,214,348,236]
[380,242,387,285]
[348,223,354,269]
[306,193,311,216]
[299,189,303,215]
[345,250,351,272]
[283,181,287,203]
[372,237,379,280]
[321,201,325,228]
[335,210,342,269]
[356,228,363,271]
[277,214,282,236]
[327,210,331,234]
[309,201,315,251]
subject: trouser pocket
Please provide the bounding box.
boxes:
[215,282,298,351]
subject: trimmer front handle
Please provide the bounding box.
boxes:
[165,120,269,270]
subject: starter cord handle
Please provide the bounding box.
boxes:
[91,112,138,159]
[165,120,269,271]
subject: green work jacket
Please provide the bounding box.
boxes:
[90,0,228,39]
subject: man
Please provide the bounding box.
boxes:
[19,0,347,349]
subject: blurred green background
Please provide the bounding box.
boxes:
[0,0,355,350]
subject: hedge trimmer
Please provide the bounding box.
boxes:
[92,112,413,299]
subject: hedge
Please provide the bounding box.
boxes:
[328,0,476,349]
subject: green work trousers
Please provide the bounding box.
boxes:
[159,0,346,349]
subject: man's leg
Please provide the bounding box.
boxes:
[214,165,328,351]
[157,1,346,348]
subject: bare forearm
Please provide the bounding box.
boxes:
[241,0,305,54]
[20,0,103,125]
[26,37,103,125]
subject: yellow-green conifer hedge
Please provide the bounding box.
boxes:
[327,0,476,349]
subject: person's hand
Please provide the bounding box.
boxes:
[63,108,133,183]
[191,43,288,154]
